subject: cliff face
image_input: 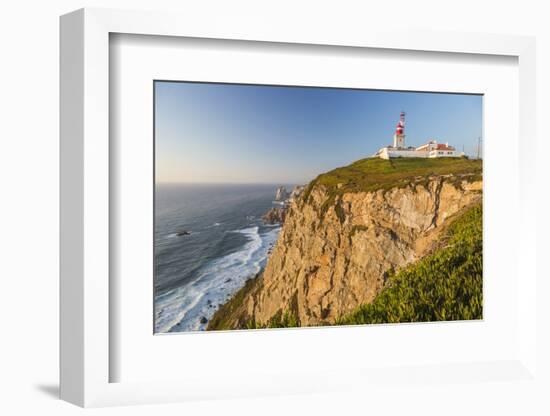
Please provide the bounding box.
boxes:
[274,186,289,201]
[262,207,287,224]
[233,175,482,327]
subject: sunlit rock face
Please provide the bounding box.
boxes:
[229,176,482,328]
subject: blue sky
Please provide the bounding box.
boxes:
[155,81,482,184]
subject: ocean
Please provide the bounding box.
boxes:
[154,183,289,333]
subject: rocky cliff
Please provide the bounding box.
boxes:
[274,186,289,201]
[208,158,483,330]
[262,207,287,224]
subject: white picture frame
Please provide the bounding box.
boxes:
[60,7,538,408]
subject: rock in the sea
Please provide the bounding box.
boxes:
[262,207,287,224]
[274,186,289,201]
[289,185,305,201]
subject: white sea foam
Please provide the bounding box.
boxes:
[155,226,281,333]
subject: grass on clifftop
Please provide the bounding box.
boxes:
[337,203,483,325]
[303,157,482,202]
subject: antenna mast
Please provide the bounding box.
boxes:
[476,137,482,159]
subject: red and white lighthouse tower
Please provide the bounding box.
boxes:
[393,111,406,148]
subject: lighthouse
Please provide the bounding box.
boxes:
[393,111,405,148]
[374,111,463,159]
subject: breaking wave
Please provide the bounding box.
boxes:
[155,226,281,333]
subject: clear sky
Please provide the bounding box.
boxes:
[155,81,482,184]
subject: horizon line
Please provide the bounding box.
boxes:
[156,181,306,186]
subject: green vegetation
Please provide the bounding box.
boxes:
[316,157,482,193]
[302,157,482,215]
[302,157,481,222]
[244,309,301,330]
[208,280,302,331]
[207,276,262,330]
[338,203,483,325]
[246,291,301,329]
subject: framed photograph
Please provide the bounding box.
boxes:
[153,82,483,334]
[60,8,538,408]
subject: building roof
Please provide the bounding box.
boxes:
[434,144,455,151]
[415,142,456,151]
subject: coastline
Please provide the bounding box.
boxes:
[206,158,483,330]
[155,225,281,333]
[154,183,286,333]
[207,272,264,330]
[207,188,298,330]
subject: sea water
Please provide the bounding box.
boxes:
[154,184,288,333]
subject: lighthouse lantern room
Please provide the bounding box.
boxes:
[393,111,406,148]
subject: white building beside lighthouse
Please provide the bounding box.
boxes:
[374,112,463,159]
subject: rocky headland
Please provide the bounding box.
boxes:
[208,157,483,330]
[262,185,305,225]
[262,207,287,224]
[274,186,290,202]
